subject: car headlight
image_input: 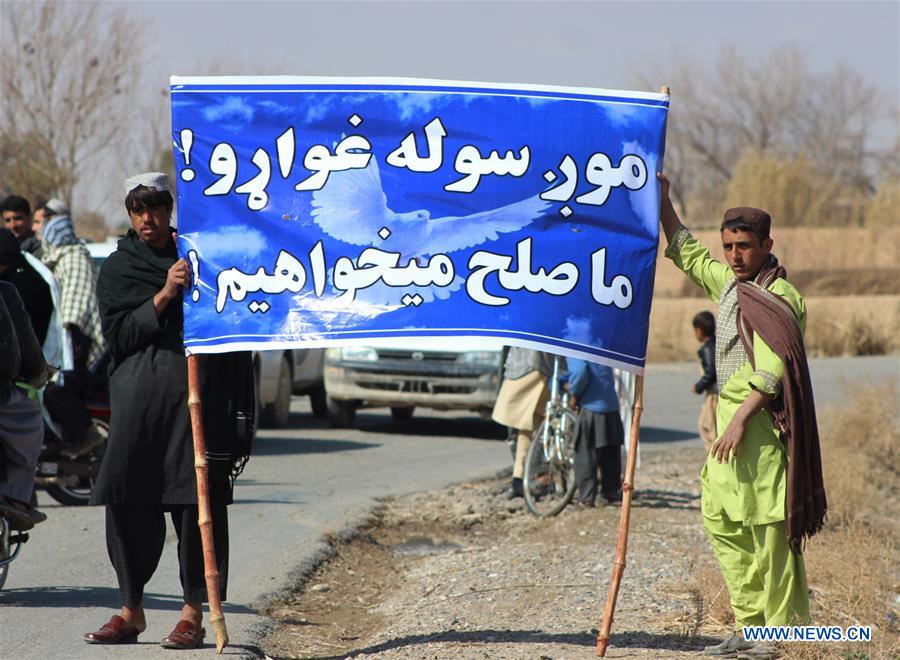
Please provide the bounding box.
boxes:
[340,346,378,362]
[460,351,501,367]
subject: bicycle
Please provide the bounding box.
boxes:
[523,356,578,517]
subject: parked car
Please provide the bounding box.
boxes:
[322,337,504,428]
[85,241,324,428]
[85,239,118,275]
[255,349,326,427]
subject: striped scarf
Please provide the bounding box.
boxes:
[42,214,79,247]
[736,256,827,554]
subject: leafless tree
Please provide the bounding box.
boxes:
[642,47,893,225]
[0,1,145,210]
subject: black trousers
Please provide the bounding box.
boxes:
[43,326,92,443]
[574,410,623,503]
[105,503,229,608]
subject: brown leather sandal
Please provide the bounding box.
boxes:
[160,620,205,650]
[83,615,141,644]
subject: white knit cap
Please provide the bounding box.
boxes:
[124,172,170,195]
[45,197,69,216]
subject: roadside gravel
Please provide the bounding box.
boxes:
[263,441,728,659]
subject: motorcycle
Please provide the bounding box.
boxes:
[36,355,110,506]
[35,399,109,506]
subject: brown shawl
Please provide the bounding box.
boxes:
[736,256,827,554]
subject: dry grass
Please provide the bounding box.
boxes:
[648,295,900,363]
[804,305,900,359]
[671,269,900,298]
[723,151,866,229]
[787,525,898,659]
[684,564,734,631]
[682,383,900,659]
[653,227,900,298]
[647,227,900,362]
[785,382,900,658]
[647,298,714,363]
[818,382,899,529]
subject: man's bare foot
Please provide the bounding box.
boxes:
[181,602,203,626]
[120,605,147,633]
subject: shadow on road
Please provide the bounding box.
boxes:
[640,426,697,443]
[251,436,378,456]
[282,627,718,658]
[262,410,505,442]
[607,630,719,653]
[357,414,506,440]
[633,488,700,510]
[0,586,254,615]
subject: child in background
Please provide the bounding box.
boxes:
[692,311,717,451]
[564,358,624,507]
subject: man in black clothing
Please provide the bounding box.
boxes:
[0,282,50,530]
[85,172,254,650]
[0,228,53,345]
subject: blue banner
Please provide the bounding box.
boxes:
[170,77,668,372]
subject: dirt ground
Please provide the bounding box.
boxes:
[262,443,730,659]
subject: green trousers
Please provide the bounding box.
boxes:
[704,513,810,628]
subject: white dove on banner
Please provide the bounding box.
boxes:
[310,155,550,307]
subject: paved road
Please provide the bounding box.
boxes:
[1,356,895,658]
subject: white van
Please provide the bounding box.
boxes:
[322,337,504,428]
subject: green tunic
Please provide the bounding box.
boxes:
[665,227,806,525]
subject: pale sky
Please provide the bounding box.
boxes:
[15,0,900,217]
[130,0,899,97]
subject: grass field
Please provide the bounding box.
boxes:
[653,227,900,298]
[648,227,900,362]
[649,295,900,362]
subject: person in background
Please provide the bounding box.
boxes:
[31,201,47,240]
[491,347,554,499]
[564,358,624,508]
[0,228,53,346]
[1,194,42,258]
[0,282,50,531]
[692,310,718,452]
[40,198,107,458]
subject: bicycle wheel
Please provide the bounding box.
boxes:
[523,410,578,517]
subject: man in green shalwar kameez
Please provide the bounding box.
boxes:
[658,174,810,660]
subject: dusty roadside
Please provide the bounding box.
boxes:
[260,379,900,660]
[261,442,724,659]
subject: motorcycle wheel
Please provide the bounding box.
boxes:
[42,419,108,506]
[45,481,92,506]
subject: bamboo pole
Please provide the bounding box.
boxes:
[187,354,229,653]
[596,374,645,656]
[595,84,669,657]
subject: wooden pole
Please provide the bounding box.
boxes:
[596,374,645,656]
[596,85,669,657]
[187,354,229,653]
